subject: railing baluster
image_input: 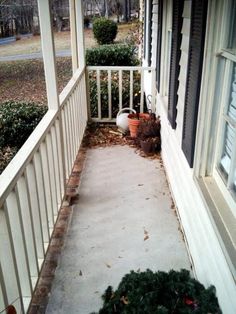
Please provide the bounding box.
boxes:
[82,75,88,129]
[97,69,101,120]
[52,124,63,202]
[0,263,8,312]
[130,70,134,109]
[72,91,78,157]
[73,88,79,149]
[61,108,70,179]
[69,97,76,160]
[108,70,112,119]
[14,188,33,295]
[16,176,39,279]
[0,205,24,313]
[46,133,58,216]
[33,152,51,244]
[25,163,45,260]
[40,143,54,229]
[140,69,144,113]
[65,102,73,172]
[76,84,82,146]
[151,69,156,111]
[55,118,66,197]
[119,69,122,111]
[51,125,62,205]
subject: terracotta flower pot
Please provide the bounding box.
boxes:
[128,113,150,138]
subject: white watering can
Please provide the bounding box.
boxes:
[116,107,136,133]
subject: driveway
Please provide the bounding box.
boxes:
[0,49,71,61]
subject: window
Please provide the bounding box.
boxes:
[212,0,236,208]
[195,0,236,275]
[217,61,236,202]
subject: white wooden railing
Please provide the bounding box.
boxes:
[0,67,87,314]
[87,66,156,122]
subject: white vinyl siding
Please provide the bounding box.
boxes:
[175,0,191,144]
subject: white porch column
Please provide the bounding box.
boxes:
[75,0,86,69]
[37,0,59,110]
[69,0,79,73]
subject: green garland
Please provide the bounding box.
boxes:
[92,269,221,314]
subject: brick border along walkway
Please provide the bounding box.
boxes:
[28,146,87,314]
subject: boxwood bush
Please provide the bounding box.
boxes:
[0,101,47,149]
[86,44,139,66]
[92,269,221,314]
[93,17,117,45]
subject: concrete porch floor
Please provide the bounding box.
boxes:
[46,146,191,314]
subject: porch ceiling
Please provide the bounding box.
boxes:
[45,146,191,313]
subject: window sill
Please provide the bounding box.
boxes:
[197,177,236,279]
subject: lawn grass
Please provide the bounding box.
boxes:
[0,22,136,57]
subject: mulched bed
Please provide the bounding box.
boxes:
[0,57,72,103]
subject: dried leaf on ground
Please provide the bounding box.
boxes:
[144,235,149,241]
[120,296,129,305]
[105,263,111,268]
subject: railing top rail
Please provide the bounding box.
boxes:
[87,66,155,71]
[60,67,85,107]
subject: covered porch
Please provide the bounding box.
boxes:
[42,146,191,314]
[0,0,191,313]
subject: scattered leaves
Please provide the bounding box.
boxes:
[144,235,149,241]
[105,263,111,268]
[120,296,129,305]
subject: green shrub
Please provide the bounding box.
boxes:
[93,17,117,45]
[0,101,47,149]
[86,44,139,66]
[92,269,221,314]
[0,146,18,174]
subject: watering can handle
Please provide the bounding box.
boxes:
[117,107,136,117]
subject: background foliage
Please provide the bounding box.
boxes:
[93,17,118,45]
[0,101,47,174]
[86,44,139,66]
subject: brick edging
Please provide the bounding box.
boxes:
[28,146,87,314]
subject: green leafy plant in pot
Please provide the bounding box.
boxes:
[137,112,161,154]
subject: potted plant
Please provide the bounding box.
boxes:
[137,113,161,154]
[128,112,150,138]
